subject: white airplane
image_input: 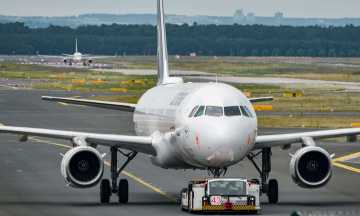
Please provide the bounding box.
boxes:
[62,39,100,66]
[39,39,109,66]
[1,0,360,205]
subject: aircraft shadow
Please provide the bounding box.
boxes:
[0,200,177,207]
[263,201,360,207]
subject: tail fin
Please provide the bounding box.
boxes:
[75,38,78,53]
[156,0,182,85]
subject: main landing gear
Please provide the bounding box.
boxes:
[100,147,138,204]
[247,147,279,204]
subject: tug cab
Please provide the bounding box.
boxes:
[181,178,261,213]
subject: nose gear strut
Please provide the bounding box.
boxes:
[208,167,227,178]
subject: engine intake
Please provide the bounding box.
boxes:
[61,146,104,188]
[290,146,332,188]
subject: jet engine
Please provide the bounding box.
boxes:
[61,146,104,188]
[290,146,332,188]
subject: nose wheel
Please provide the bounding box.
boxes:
[247,148,279,204]
[100,147,137,204]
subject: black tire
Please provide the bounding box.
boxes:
[100,179,111,204]
[180,188,187,211]
[118,179,129,204]
[250,178,260,184]
[267,179,279,204]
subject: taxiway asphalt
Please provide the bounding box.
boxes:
[0,89,359,216]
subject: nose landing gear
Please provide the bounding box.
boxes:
[100,147,137,204]
[247,148,279,204]
[208,167,227,178]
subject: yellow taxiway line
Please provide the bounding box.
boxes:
[58,102,69,106]
[332,152,360,174]
[29,137,177,202]
[332,152,360,163]
[332,162,360,173]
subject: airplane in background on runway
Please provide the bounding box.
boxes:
[1,0,360,205]
[63,38,95,65]
[39,38,109,66]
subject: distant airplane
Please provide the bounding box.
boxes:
[62,38,105,66]
[1,0,360,206]
[39,38,111,66]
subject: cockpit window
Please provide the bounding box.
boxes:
[188,106,199,117]
[194,106,205,117]
[224,106,241,116]
[205,106,223,117]
[240,106,253,118]
[244,106,253,118]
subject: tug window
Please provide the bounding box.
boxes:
[188,106,199,117]
[224,106,241,116]
[194,106,205,117]
[205,106,223,117]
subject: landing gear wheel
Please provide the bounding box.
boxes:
[118,179,129,204]
[267,179,278,204]
[250,178,260,184]
[100,179,111,204]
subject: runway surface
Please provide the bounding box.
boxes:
[0,89,359,216]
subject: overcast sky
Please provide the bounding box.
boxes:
[1,0,359,18]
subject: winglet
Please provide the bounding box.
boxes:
[156,0,182,85]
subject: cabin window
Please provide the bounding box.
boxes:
[194,106,205,117]
[205,106,223,117]
[224,106,241,116]
[188,106,199,117]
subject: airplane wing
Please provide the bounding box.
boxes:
[249,97,274,103]
[37,55,64,59]
[42,96,136,112]
[0,125,155,155]
[62,54,74,57]
[254,128,360,149]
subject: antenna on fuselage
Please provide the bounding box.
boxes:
[156,0,182,85]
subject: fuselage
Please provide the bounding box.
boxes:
[73,52,82,61]
[134,82,258,169]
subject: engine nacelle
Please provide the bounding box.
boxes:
[290,146,332,188]
[61,146,104,188]
[150,131,191,169]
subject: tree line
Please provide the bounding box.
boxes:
[0,22,360,57]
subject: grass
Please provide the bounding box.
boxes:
[258,116,360,129]
[105,56,360,82]
[0,61,157,93]
[2,60,360,129]
[33,77,156,94]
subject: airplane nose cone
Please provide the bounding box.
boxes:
[203,123,238,167]
[188,118,255,168]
